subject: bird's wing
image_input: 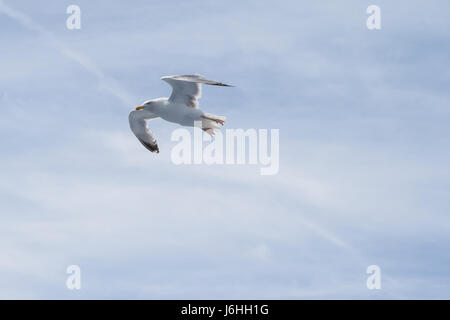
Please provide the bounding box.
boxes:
[161,74,232,109]
[129,110,160,153]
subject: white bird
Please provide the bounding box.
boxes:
[129,75,232,153]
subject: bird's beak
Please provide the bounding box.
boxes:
[135,106,144,110]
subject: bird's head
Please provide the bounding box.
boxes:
[135,100,153,111]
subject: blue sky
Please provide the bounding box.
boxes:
[0,0,449,299]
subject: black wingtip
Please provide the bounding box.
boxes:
[138,138,160,153]
[215,83,235,87]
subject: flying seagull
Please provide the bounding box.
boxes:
[129,74,233,153]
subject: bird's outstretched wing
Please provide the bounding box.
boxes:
[161,74,233,109]
[129,110,160,153]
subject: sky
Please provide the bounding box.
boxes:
[0,0,449,299]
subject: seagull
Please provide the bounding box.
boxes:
[129,75,233,153]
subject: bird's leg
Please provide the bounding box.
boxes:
[201,115,225,125]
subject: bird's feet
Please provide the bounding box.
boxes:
[201,115,225,125]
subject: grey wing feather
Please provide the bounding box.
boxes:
[161,74,233,108]
[129,110,160,153]
[165,74,233,87]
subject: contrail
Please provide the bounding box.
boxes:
[298,217,352,250]
[0,0,135,106]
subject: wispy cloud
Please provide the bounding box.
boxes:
[0,0,134,106]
